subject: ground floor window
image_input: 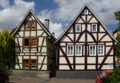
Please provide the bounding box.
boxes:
[23,60,37,69]
[75,45,82,56]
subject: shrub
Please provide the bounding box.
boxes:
[105,66,120,83]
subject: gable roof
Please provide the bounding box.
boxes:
[11,9,56,39]
[55,3,118,43]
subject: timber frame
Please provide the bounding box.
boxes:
[54,4,118,72]
[10,9,56,72]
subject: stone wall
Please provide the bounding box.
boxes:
[12,70,49,79]
[56,71,101,79]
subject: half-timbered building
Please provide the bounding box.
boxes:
[10,9,56,78]
[54,4,118,79]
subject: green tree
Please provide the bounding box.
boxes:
[114,11,120,26]
[115,31,120,59]
[0,29,14,69]
[105,65,120,83]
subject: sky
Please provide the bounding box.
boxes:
[0,0,120,38]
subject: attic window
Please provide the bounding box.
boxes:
[31,21,36,29]
[84,9,88,15]
[92,24,97,32]
[25,21,30,30]
[75,24,81,32]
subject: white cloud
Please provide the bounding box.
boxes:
[0,0,35,32]
[44,0,120,25]
[0,0,10,8]
[0,0,120,39]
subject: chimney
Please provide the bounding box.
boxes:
[45,19,49,30]
[63,27,66,31]
[52,32,55,37]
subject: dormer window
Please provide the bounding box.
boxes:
[84,9,88,15]
[92,24,97,32]
[75,24,81,32]
[25,21,30,30]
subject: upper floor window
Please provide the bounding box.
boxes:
[24,38,30,47]
[84,9,88,15]
[31,38,37,47]
[25,21,30,30]
[75,24,81,32]
[92,24,97,32]
[89,45,96,56]
[75,45,82,56]
[25,21,36,30]
[23,38,37,47]
[31,21,36,30]
[98,45,104,56]
[67,45,74,56]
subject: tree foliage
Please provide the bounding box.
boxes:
[104,66,120,83]
[114,11,120,26]
[115,32,120,58]
[0,29,14,69]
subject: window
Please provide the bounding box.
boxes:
[31,60,37,69]
[24,38,30,47]
[23,38,37,47]
[31,21,36,29]
[23,60,29,69]
[89,45,96,56]
[67,45,74,55]
[98,45,104,56]
[31,38,37,47]
[75,24,81,32]
[25,21,30,30]
[92,24,97,32]
[84,9,88,15]
[75,45,82,56]
[23,60,37,69]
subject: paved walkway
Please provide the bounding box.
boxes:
[9,76,95,83]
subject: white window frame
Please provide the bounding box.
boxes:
[84,9,88,15]
[75,24,81,32]
[67,45,74,56]
[92,24,97,32]
[97,45,104,56]
[75,45,82,56]
[89,45,96,56]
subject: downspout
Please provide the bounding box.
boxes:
[53,42,58,69]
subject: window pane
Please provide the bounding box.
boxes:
[98,45,104,55]
[68,47,70,51]
[26,22,29,29]
[76,46,78,51]
[84,10,88,14]
[68,46,73,55]
[93,25,96,31]
[79,46,81,51]
[93,46,95,51]
[77,25,79,31]
[32,39,36,46]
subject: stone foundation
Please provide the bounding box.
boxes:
[56,71,101,79]
[12,70,49,79]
